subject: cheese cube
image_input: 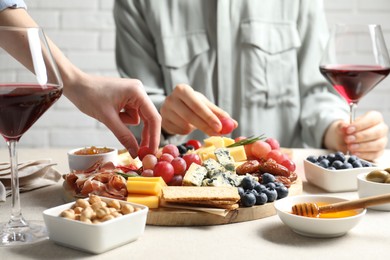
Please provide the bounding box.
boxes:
[182,163,208,186]
[203,136,224,147]
[227,146,247,162]
[222,137,235,147]
[127,176,167,186]
[127,181,163,196]
[127,194,159,209]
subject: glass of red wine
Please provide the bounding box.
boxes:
[320,24,390,126]
[0,26,63,245]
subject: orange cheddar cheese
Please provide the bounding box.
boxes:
[127,194,159,209]
[127,176,167,186]
[127,181,163,196]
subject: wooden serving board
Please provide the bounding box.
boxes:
[146,178,302,226]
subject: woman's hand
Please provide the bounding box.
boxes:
[324,111,388,161]
[65,72,161,158]
[160,84,237,136]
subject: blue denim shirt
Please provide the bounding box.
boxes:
[0,0,26,12]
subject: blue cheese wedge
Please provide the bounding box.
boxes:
[203,158,227,178]
[214,148,235,171]
[182,163,208,186]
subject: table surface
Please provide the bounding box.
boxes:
[1,148,389,260]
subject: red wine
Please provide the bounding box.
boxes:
[0,84,62,141]
[319,65,390,103]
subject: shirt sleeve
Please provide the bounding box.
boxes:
[0,0,27,12]
[297,0,349,148]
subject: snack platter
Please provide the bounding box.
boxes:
[146,178,302,226]
[63,136,302,226]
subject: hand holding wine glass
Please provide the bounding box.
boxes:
[0,26,63,245]
[320,24,390,155]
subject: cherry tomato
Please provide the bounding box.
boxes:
[186,139,202,150]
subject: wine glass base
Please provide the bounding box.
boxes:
[0,220,48,246]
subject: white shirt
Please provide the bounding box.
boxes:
[114,0,350,148]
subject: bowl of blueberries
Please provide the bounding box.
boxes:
[304,151,379,192]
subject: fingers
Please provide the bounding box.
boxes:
[344,111,389,161]
[161,84,237,136]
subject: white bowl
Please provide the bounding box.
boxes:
[274,195,366,238]
[67,146,118,171]
[43,197,148,254]
[357,172,390,211]
[304,159,379,192]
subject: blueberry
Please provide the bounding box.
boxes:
[177,145,187,155]
[261,173,276,184]
[306,155,317,163]
[352,160,363,168]
[326,153,336,164]
[241,176,255,190]
[263,188,277,202]
[275,185,289,199]
[348,155,358,163]
[340,162,353,169]
[241,191,256,207]
[237,187,245,197]
[334,151,346,162]
[317,155,327,162]
[331,160,344,169]
[319,159,330,169]
[186,145,194,151]
[255,192,268,205]
[253,182,263,193]
[327,166,336,170]
[274,182,284,188]
[362,161,372,167]
[265,182,276,189]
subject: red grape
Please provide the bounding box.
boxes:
[153,161,174,183]
[266,149,284,164]
[162,144,180,158]
[141,169,154,177]
[142,154,158,170]
[251,140,271,160]
[265,137,280,150]
[182,153,201,170]
[219,117,235,135]
[171,157,187,176]
[186,139,202,150]
[244,143,254,158]
[169,175,184,186]
[138,146,154,160]
[159,153,174,163]
[281,159,296,172]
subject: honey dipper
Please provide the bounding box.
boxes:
[291,193,390,217]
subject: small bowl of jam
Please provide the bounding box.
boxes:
[274,195,366,238]
[68,146,118,172]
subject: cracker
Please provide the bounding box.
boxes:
[162,186,240,202]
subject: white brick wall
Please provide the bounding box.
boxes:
[1,0,390,149]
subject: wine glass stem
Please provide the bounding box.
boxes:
[7,140,27,227]
[349,102,357,124]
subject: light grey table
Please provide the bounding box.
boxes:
[0,148,389,260]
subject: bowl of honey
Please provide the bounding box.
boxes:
[274,195,366,238]
[68,146,118,172]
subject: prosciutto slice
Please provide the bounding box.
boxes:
[63,161,129,200]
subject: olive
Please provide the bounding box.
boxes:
[366,170,389,183]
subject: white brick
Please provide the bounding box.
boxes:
[100,31,116,50]
[100,0,114,10]
[61,11,115,30]
[358,0,390,11]
[45,31,99,50]
[67,51,116,70]
[27,11,61,29]
[25,0,98,9]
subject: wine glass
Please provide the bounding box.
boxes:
[0,26,63,245]
[320,24,390,126]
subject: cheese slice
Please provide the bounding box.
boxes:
[127,194,159,209]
